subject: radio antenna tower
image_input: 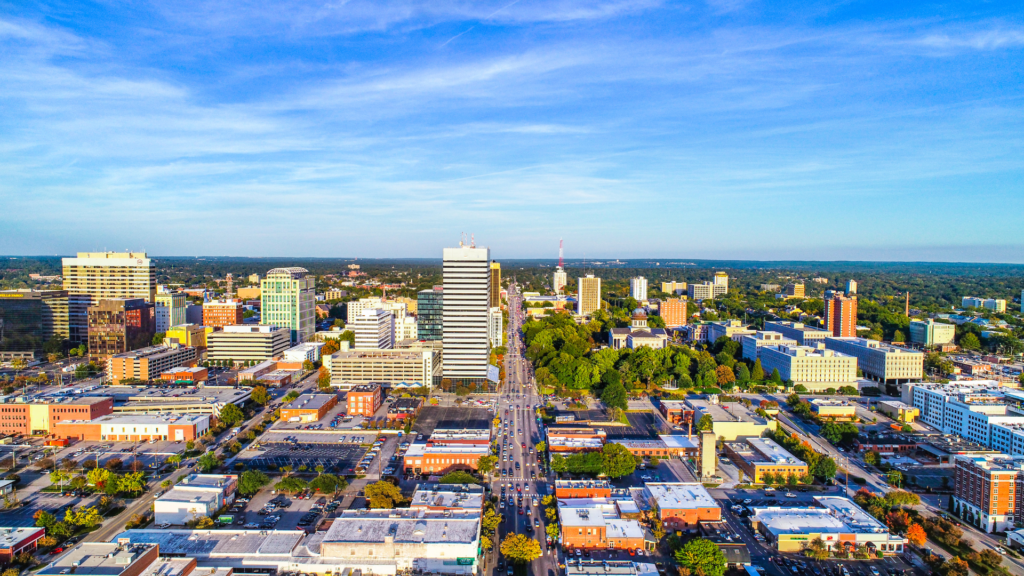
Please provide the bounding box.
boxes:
[558,238,564,269]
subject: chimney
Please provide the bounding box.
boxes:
[905,292,910,317]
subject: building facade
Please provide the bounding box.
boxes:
[784,283,805,298]
[417,287,443,341]
[347,384,382,416]
[723,437,809,483]
[205,325,291,364]
[577,275,601,316]
[281,394,338,423]
[952,454,1024,533]
[107,344,198,384]
[641,483,721,529]
[261,267,315,343]
[823,292,858,337]
[909,319,956,347]
[740,331,798,361]
[763,321,832,347]
[824,337,923,383]
[488,307,503,348]
[328,349,440,388]
[660,297,688,328]
[87,298,155,358]
[629,277,648,301]
[442,246,491,386]
[553,267,568,294]
[0,290,69,360]
[353,308,395,350]
[489,262,501,308]
[758,344,858,389]
[154,288,186,333]
[202,299,244,328]
[62,252,156,344]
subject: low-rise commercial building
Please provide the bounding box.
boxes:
[546,428,607,453]
[0,396,114,437]
[555,480,612,499]
[559,498,648,551]
[281,342,324,363]
[107,344,198,384]
[51,413,210,442]
[723,437,809,483]
[640,483,721,529]
[347,384,382,416]
[0,527,44,563]
[155,474,238,526]
[683,398,776,441]
[758,344,858,391]
[403,441,491,475]
[39,542,160,576]
[706,320,755,344]
[751,496,905,554]
[824,337,924,384]
[810,399,857,421]
[658,400,693,426]
[206,325,290,365]
[161,366,208,384]
[877,401,920,423]
[410,483,484,511]
[280,394,338,423]
[387,397,423,420]
[328,349,440,388]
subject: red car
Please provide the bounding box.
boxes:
[51,547,63,555]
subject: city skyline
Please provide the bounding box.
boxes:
[2,1,1023,260]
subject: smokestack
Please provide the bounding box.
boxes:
[905,292,910,317]
[226,274,233,299]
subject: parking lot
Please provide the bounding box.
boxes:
[223,487,344,532]
[413,406,492,436]
[239,434,400,477]
[47,439,185,472]
[0,491,102,527]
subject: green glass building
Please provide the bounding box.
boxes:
[260,267,315,344]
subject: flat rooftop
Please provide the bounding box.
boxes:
[323,509,480,545]
[753,496,891,537]
[410,483,484,510]
[642,483,717,510]
[284,394,337,411]
[556,480,611,491]
[62,413,209,427]
[745,437,804,465]
[685,398,767,425]
[405,443,490,457]
[39,542,158,575]
[159,488,220,505]
[0,527,41,548]
[139,558,196,576]
[113,530,304,559]
[179,474,236,489]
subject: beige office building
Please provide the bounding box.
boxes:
[328,349,440,388]
[824,337,924,384]
[577,274,601,316]
[759,344,858,391]
[62,252,156,343]
[205,325,291,364]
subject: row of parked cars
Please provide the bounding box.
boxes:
[354,437,388,473]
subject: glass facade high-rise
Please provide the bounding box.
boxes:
[261,267,315,344]
[417,287,443,341]
[0,290,69,360]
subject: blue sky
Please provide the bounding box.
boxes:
[1,1,1022,261]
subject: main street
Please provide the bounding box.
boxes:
[489,283,559,576]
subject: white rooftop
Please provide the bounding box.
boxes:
[324,509,480,545]
[752,496,892,537]
[642,483,717,510]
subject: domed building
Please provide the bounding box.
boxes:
[608,308,669,350]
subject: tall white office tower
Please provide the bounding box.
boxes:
[629,277,648,301]
[442,244,491,384]
[353,308,395,350]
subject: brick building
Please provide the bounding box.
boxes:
[559,499,647,552]
[953,454,1024,533]
[0,397,113,437]
[51,414,209,442]
[106,344,198,384]
[346,384,383,417]
[280,394,339,423]
[641,483,721,530]
[554,480,611,499]
[0,527,44,564]
[202,299,244,328]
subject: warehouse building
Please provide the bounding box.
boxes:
[155,474,238,526]
[51,413,210,441]
[280,394,338,423]
[750,496,906,554]
[723,437,809,483]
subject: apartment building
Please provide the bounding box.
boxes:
[87,298,155,357]
[740,331,798,361]
[577,274,601,316]
[910,319,956,347]
[661,281,687,295]
[953,454,1024,532]
[723,437,809,483]
[417,287,443,341]
[353,308,395,349]
[824,337,923,383]
[154,287,187,333]
[763,321,832,347]
[706,320,755,343]
[660,297,688,328]
[62,251,156,343]
[823,292,858,337]
[345,297,408,324]
[202,299,244,328]
[490,261,501,308]
[107,344,198,384]
[261,267,315,344]
[205,325,290,364]
[629,277,648,301]
[553,267,568,294]
[758,344,858,390]
[0,289,69,360]
[963,297,1007,313]
[328,349,439,388]
[784,283,805,298]
[346,383,382,417]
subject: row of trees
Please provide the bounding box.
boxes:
[550,444,636,478]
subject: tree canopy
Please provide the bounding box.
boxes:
[601,443,636,478]
[500,533,542,564]
[674,538,726,576]
[365,481,404,508]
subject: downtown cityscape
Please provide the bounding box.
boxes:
[2,1,1024,576]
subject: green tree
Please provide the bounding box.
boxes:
[735,363,751,383]
[500,533,542,564]
[476,455,498,478]
[751,359,765,381]
[250,386,270,406]
[812,456,837,479]
[770,368,782,383]
[804,537,830,560]
[551,454,567,473]
[238,470,271,495]
[167,454,182,468]
[438,471,480,484]
[601,443,636,478]
[197,451,221,473]
[600,381,628,410]
[863,451,880,466]
[309,473,346,494]
[117,472,146,495]
[365,481,404,508]
[33,510,57,530]
[218,403,245,427]
[696,414,714,432]
[674,538,726,576]
[274,477,309,493]
[959,333,981,351]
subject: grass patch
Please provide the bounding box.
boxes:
[703,483,721,488]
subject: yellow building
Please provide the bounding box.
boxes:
[724,437,809,483]
[877,400,920,423]
[686,398,777,441]
[577,274,601,316]
[810,399,857,421]
[236,287,261,299]
[489,262,501,308]
[166,324,214,349]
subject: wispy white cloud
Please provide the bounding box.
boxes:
[915,27,1024,51]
